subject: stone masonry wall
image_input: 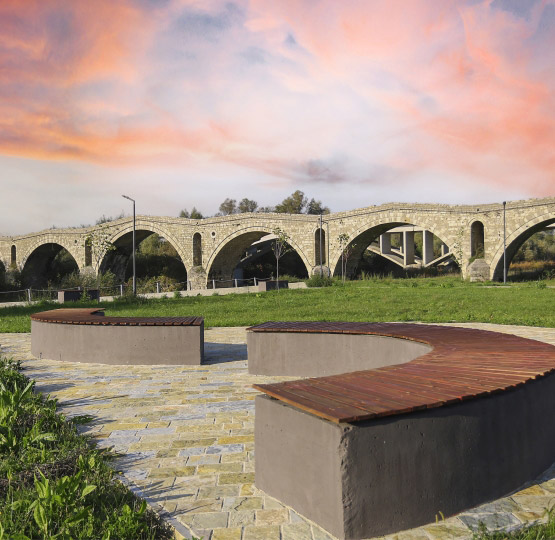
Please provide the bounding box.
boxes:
[1,197,553,286]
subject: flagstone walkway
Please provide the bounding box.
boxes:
[0,323,553,540]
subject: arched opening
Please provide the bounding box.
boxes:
[208,231,309,287]
[492,219,555,281]
[99,231,187,292]
[314,228,326,265]
[193,233,202,266]
[10,245,16,266]
[334,224,456,279]
[21,243,79,288]
[470,221,485,258]
[84,241,92,267]
[0,259,5,291]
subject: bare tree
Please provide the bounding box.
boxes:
[338,233,355,283]
[272,227,292,290]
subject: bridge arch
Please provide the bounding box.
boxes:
[206,226,311,283]
[21,242,80,288]
[490,213,555,281]
[330,219,453,278]
[98,222,187,282]
[470,220,485,258]
[193,233,202,267]
[314,228,326,266]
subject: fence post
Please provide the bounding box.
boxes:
[27,288,32,302]
[156,281,160,294]
[120,284,124,296]
[254,277,257,286]
[212,280,216,289]
[234,279,238,288]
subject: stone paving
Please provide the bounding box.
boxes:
[0,324,553,540]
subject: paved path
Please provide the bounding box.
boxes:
[0,324,553,540]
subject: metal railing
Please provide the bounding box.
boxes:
[0,277,276,303]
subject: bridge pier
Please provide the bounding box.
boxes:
[379,233,391,255]
[403,231,415,266]
[189,266,208,290]
[423,231,434,265]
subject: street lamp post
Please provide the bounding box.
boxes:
[319,213,323,277]
[122,195,136,295]
[503,201,507,284]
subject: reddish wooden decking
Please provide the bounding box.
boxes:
[251,322,555,423]
[31,308,203,327]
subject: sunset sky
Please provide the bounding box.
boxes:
[1,0,554,235]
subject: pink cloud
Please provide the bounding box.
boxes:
[0,0,553,198]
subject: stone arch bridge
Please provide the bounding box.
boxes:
[1,197,553,287]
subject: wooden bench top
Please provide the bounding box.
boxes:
[250,322,555,424]
[31,308,204,327]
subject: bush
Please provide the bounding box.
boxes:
[306,275,335,288]
[0,355,173,539]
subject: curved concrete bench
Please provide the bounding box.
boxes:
[31,308,204,365]
[249,322,555,540]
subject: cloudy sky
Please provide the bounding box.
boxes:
[1,0,554,235]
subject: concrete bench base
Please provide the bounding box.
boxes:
[248,331,431,376]
[31,309,204,365]
[255,373,555,539]
[250,322,555,539]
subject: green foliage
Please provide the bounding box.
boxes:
[306,198,330,215]
[179,207,203,219]
[275,190,308,214]
[306,274,335,287]
[272,228,292,286]
[95,212,126,225]
[0,357,173,539]
[513,230,555,263]
[60,271,118,291]
[219,198,237,215]
[238,198,258,213]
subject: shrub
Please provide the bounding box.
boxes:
[306,275,335,288]
[0,357,172,539]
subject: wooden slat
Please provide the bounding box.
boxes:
[31,308,203,327]
[250,322,555,423]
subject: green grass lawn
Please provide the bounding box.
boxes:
[1,277,554,333]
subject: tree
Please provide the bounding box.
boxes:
[272,227,292,290]
[238,198,258,213]
[338,233,355,283]
[275,190,307,214]
[306,198,330,215]
[179,207,203,219]
[219,198,237,215]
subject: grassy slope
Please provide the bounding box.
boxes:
[1,278,554,332]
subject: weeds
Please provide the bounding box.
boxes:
[0,355,173,539]
[472,507,554,539]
